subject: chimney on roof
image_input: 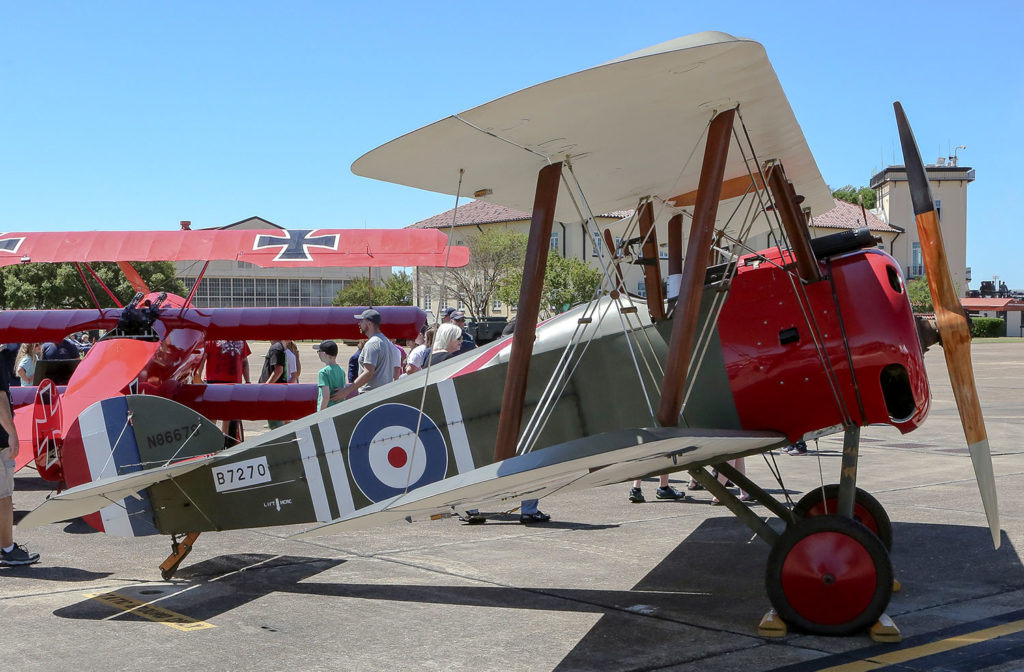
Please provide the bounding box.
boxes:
[180,220,192,230]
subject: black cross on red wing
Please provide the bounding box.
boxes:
[252,230,339,262]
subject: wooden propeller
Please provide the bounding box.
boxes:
[894,102,1000,548]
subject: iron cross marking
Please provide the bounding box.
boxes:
[252,230,339,262]
[0,236,26,254]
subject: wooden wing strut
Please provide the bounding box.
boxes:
[493,162,562,462]
[657,109,734,427]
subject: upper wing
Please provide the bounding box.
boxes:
[0,309,120,343]
[0,229,469,268]
[351,32,831,229]
[292,427,786,537]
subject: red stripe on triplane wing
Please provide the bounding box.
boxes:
[0,230,468,268]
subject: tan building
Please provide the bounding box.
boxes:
[870,164,974,294]
[173,217,387,308]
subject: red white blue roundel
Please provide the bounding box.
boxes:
[348,403,448,502]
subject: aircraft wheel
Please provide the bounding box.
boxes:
[792,484,892,551]
[765,515,893,636]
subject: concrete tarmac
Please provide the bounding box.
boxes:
[2,342,1023,671]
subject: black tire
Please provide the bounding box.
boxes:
[792,484,893,551]
[766,515,893,636]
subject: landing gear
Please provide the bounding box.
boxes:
[159,532,201,580]
[766,515,893,636]
[792,484,893,551]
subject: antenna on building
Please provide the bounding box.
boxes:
[949,145,966,167]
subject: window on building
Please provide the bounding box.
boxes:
[636,281,647,298]
[457,298,464,309]
[549,231,559,253]
[659,243,669,259]
[935,199,942,221]
[592,231,603,257]
[911,242,924,278]
[423,293,432,310]
[492,298,502,311]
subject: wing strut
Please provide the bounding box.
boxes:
[657,108,734,427]
[638,201,665,320]
[493,162,562,462]
[766,163,821,283]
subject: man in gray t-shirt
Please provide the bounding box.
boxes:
[357,332,396,392]
[337,309,397,399]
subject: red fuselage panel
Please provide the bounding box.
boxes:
[718,248,928,440]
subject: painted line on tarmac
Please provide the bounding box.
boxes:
[85,591,215,632]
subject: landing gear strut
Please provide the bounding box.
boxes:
[159,532,201,580]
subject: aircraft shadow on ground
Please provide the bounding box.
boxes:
[51,519,1022,670]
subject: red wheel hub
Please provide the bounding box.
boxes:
[780,530,878,625]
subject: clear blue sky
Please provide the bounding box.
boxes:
[2,2,1021,287]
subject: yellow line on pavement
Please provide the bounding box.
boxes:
[85,592,215,632]
[818,618,1024,671]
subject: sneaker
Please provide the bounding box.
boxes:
[628,487,645,503]
[687,479,704,491]
[788,441,808,456]
[1,544,40,566]
[520,511,551,524]
[656,485,685,500]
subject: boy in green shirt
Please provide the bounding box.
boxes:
[313,340,346,411]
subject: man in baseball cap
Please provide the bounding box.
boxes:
[354,308,382,324]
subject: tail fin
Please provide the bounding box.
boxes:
[53,395,224,536]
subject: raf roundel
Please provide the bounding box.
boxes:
[348,404,449,502]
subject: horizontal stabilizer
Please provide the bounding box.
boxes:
[18,452,217,529]
[293,428,785,538]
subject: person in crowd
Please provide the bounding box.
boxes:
[313,340,346,411]
[0,344,21,387]
[285,341,301,383]
[41,338,79,360]
[711,458,751,504]
[348,340,365,385]
[628,474,686,503]
[391,339,407,380]
[450,310,477,355]
[259,340,288,429]
[202,340,252,385]
[15,343,40,386]
[200,339,251,437]
[0,368,38,566]
[405,327,431,375]
[427,323,463,366]
[332,309,398,401]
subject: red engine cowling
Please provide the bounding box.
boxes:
[718,247,929,441]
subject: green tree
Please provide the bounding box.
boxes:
[831,185,877,210]
[497,253,603,316]
[420,229,529,320]
[906,276,933,313]
[0,261,185,309]
[333,271,412,307]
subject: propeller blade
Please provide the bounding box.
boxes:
[894,101,1000,548]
